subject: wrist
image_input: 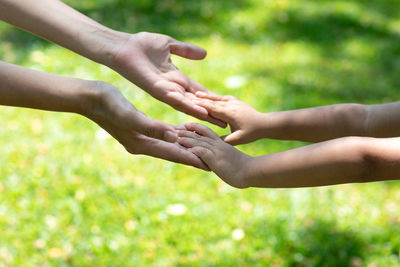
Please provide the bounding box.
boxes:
[85,28,131,66]
[74,80,108,119]
[239,156,259,188]
[254,112,287,140]
[251,112,279,140]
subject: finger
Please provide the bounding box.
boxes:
[163,70,192,93]
[196,92,237,102]
[189,80,222,100]
[170,40,207,60]
[174,124,187,131]
[222,131,245,146]
[204,116,227,128]
[184,123,219,139]
[133,111,177,142]
[195,91,225,100]
[133,134,209,171]
[192,98,226,119]
[175,93,227,127]
[177,130,215,146]
[177,137,214,150]
[189,147,214,167]
[189,79,208,92]
[166,91,209,118]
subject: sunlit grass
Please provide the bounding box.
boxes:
[1,0,400,266]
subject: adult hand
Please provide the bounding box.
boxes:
[0,1,226,127]
[109,32,227,128]
[84,81,209,170]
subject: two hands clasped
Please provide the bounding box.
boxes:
[2,0,400,189]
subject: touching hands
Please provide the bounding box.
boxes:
[108,32,226,128]
[193,92,264,145]
[82,81,209,171]
[177,123,252,188]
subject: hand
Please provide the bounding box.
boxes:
[193,92,264,145]
[109,32,226,128]
[83,81,209,170]
[177,123,252,188]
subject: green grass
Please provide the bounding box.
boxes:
[1,0,400,265]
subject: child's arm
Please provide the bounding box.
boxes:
[0,61,208,170]
[194,92,400,144]
[178,123,400,188]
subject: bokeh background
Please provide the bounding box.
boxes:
[1,0,400,265]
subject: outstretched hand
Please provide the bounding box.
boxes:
[84,81,209,171]
[110,32,226,128]
[193,92,264,145]
[177,123,251,188]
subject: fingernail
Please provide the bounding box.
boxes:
[164,131,178,143]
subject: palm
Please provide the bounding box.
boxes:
[112,32,226,127]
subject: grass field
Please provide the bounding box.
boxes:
[1,0,400,266]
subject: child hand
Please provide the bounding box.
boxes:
[193,92,264,145]
[178,123,253,188]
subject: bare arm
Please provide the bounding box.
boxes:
[247,136,399,188]
[194,93,400,144]
[0,61,208,170]
[0,60,94,113]
[0,0,225,126]
[177,123,400,188]
[255,102,400,142]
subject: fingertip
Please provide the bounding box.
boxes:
[184,122,197,131]
[193,105,209,117]
[163,130,178,143]
[195,91,208,98]
[177,137,192,148]
[170,41,207,60]
[222,136,239,146]
[174,124,186,130]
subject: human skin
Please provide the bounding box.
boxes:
[0,0,227,127]
[194,92,400,145]
[177,123,400,188]
[0,61,209,170]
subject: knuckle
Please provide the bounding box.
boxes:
[144,123,157,138]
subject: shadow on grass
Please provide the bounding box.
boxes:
[244,219,366,266]
[215,216,400,266]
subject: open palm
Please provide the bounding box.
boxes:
[110,32,226,128]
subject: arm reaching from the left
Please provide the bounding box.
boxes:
[0,0,226,127]
[0,61,209,170]
[177,123,400,188]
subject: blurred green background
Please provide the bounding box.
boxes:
[1,0,400,266]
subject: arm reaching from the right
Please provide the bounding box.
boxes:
[178,123,400,188]
[194,92,400,144]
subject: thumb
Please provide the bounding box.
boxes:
[170,40,207,60]
[134,111,178,142]
[221,131,245,146]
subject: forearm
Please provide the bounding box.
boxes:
[0,0,126,65]
[246,136,400,188]
[255,104,367,142]
[0,61,93,114]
